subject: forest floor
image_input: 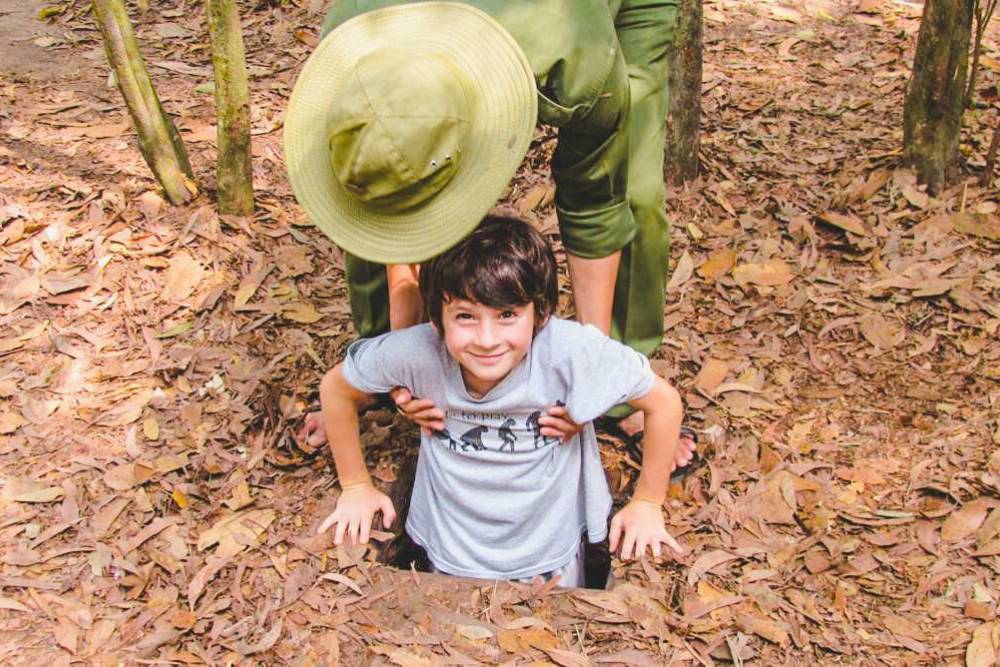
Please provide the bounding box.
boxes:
[2,0,1000,664]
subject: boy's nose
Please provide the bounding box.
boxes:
[476,320,499,347]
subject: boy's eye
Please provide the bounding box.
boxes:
[455,312,474,321]
[499,310,517,319]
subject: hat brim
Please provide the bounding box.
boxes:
[284,3,537,264]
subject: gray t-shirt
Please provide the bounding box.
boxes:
[341,317,655,580]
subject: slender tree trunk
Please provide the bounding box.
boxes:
[966,27,984,107]
[664,0,702,184]
[206,0,254,215]
[966,0,999,107]
[92,0,194,205]
[902,0,975,194]
[983,117,1000,185]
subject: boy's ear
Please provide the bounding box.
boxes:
[534,311,551,331]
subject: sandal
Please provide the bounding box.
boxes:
[597,419,701,483]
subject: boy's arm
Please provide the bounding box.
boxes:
[608,376,685,560]
[316,364,397,545]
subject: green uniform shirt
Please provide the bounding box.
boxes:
[322,0,646,256]
[318,0,678,370]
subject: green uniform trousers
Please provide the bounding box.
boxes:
[344,0,674,364]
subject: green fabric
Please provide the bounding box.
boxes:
[327,49,470,211]
[325,0,678,351]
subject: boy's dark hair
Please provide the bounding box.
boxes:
[420,215,558,331]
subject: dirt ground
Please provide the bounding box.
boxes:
[2,0,1000,664]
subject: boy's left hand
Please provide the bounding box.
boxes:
[609,499,684,561]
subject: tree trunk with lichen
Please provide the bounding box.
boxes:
[92,0,194,205]
[903,0,975,194]
[664,0,702,184]
[206,0,254,215]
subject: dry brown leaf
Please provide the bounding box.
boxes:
[0,596,30,612]
[736,613,789,644]
[687,549,741,586]
[62,122,130,139]
[282,301,323,324]
[943,499,992,542]
[102,463,156,491]
[455,624,494,641]
[953,213,1000,240]
[187,555,232,608]
[0,412,27,435]
[733,260,794,287]
[376,647,433,667]
[859,313,905,349]
[3,478,64,503]
[818,211,868,236]
[884,614,928,641]
[54,620,79,655]
[516,183,555,215]
[754,471,799,524]
[142,416,160,440]
[153,454,188,474]
[693,358,728,393]
[770,5,802,23]
[224,480,254,511]
[977,508,1000,546]
[666,251,695,290]
[233,263,272,310]
[697,248,736,281]
[966,621,1000,667]
[231,617,284,656]
[966,601,993,621]
[198,508,275,557]
[542,647,593,667]
[121,516,182,554]
[162,251,205,304]
[91,497,130,536]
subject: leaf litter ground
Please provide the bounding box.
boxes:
[1,0,1000,664]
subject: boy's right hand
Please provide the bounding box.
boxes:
[317,482,397,546]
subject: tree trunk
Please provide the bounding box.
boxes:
[206,0,254,216]
[664,0,703,184]
[92,0,194,205]
[966,0,999,107]
[902,0,975,194]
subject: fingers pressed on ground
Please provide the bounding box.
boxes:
[609,517,622,552]
[664,534,684,556]
[621,533,637,561]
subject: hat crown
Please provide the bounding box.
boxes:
[327,48,471,212]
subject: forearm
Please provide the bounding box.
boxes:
[386,263,423,330]
[630,380,683,504]
[319,365,373,487]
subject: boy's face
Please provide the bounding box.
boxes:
[438,298,538,397]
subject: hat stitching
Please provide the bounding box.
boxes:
[356,70,416,184]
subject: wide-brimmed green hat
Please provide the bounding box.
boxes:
[284,2,537,264]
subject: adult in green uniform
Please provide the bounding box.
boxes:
[285,1,696,468]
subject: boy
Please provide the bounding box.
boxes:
[317,217,684,585]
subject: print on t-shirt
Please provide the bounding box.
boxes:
[441,401,565,453]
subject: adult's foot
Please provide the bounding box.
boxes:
[605,411,699,473]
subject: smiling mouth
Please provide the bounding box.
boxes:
[470,351,506,362]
